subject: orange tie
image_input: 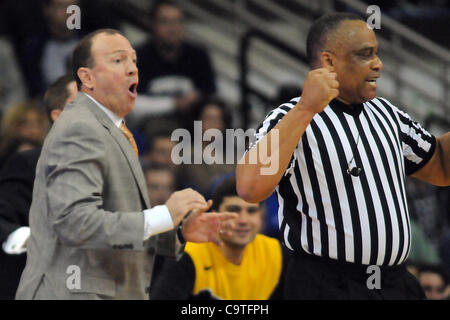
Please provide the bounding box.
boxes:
[120,121,139,157]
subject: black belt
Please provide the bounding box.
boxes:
[290,249,407,286]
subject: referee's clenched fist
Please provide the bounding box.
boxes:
[298,68,339,114]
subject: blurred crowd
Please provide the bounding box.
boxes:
[0,0,235,200]
[0,0,449,300]
[338,0,450,47]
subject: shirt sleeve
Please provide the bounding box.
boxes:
[143,205,174,240]
[246,98,299,175]
[2,226,30,254]
[394,106,436,175]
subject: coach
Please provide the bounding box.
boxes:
[236,13,449,299]
[16,29,235,300]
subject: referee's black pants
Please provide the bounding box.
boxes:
[284,250,425,300]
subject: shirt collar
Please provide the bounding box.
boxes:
[328,99,364,117]
[84,93,124,128]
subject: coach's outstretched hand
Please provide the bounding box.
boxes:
[298,68,339,114]
[181,200,237,244]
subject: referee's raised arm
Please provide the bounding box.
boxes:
[236,68,339,203]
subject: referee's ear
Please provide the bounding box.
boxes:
[320,51,335,72]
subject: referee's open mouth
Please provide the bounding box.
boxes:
[365,75,379,88]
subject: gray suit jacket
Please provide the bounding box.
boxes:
[16,92,183,300]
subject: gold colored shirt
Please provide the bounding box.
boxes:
[185,234,283,300]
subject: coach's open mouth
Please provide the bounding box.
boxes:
[128,82,138,98]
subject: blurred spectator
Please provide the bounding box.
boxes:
[1,0,120,60]
[177,97,235,198]
[150,176,286,300]
[0,37,26,117]
[43,74,78,122]
[0,74,76,300]
[144,163,176,206]
[142,126,177,170]
[417,264,450,300]
[18,0,81,98]
[143,162,177,291]
[132,0,216,130]
[0,101,49,168]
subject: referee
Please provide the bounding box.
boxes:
[236,12,450,299]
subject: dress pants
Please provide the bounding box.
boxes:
[283,250,425,300]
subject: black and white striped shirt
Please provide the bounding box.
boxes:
[253,97,436,266]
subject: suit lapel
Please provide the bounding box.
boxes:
[78,93,151,209]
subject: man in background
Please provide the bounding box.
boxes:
[19,0,81,98]
[0,74,77,299]
[144,163,177,207]
[417,264,450,300]
[150,176,285,300]
[132,0,216,129]
[144,163,177,289]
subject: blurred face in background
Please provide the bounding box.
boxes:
[218,196,262,249]
[201,104,225,134]
[51,80,78,122]
[152,4,184,49]
[0,102,49,155]
[18,109,48,144]
[419,272,448,300]
[148,136,176,168]
[145,169,175,206]
[44,0,79,39]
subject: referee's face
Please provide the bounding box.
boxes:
[327,20,383,104]
[218,196,262,249]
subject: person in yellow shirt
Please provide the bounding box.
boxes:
[150,176,286,300]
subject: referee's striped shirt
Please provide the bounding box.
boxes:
[251,97,436,266]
